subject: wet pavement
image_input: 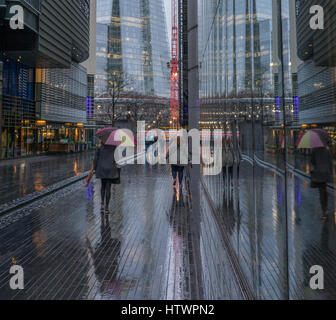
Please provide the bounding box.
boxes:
[0,165,207,300]
[256,151,336,187]
[0,152,94,206]
[0,155,335,300]
[203,160,336,300]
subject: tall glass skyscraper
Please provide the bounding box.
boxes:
[96,0,170,98]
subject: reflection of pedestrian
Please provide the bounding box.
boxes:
[222,187,236,236]
[168,138,190,189]
[311,146,333,219]
[223,140,235,187]
[86,214,121,295]
[235,144,243,180]
[92,140,120,214]
[172,165,184,188]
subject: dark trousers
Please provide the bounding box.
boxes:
[171,165,185,185]
[101,179,113,207]
[319,183,328,213]
[223,166,234,183]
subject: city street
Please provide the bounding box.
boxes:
[0,155,335,300]
[2,0,336,305]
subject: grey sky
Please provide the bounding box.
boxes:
[164,0,171,45]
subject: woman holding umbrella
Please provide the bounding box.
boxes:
[89,128,121,214]
[297,129,334,220]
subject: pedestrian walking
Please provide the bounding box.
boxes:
[311,144,333,220]
[223,139,235,187]
[167,138,190,189]
[89,127,135,213]
[90,139,121,214]
[235,143,243,180]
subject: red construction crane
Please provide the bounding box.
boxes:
[168,0,180,129]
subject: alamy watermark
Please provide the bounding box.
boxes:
[8,5,24,30]
[113,122,226,176]
[7,4,325,31]
[310,265,324,290]
[9,264,24,290]
[309,5,324,30]
[7,262,325,292]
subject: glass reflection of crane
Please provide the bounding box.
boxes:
[167,0,180,129]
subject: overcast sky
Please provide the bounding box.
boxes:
[164,0,172,44]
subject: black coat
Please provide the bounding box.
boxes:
[311,147,333,184]
[94,145,120,180]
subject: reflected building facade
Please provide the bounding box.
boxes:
[95,0,170,98]
[198,0,275,128]
[198,0,336,152]
[198,0,298,151]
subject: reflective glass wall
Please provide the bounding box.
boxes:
[198,0,336,299]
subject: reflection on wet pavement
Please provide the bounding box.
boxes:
[0,165,204,300]
[203,161,336,300]
[0,159,335,300]
[0,153,94,206]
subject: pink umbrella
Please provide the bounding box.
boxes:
[105,129,137,147]
[95,127,118,145]
[311,128,331,144]
[96,127,117,135]
[296,130,327,149]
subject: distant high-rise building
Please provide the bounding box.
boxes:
[95,0,170,98]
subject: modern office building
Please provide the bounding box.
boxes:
[0,0,91,159]
[198,0,300,151]
[295,0,336,142]
[95,0,170,99]
[81,0,97,145]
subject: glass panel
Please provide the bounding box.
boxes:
[199,0,289,299]
[284,0,336,299]
[198,0,336,299]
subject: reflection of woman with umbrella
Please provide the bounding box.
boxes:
[86,214,122,298]
[297,129,333,220]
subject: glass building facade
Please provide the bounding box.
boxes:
[198,0,336,299]
[198,0,295,130]
[36,64,87,124]
[0,59,89,159]
[0,0,91,159]
[1,57,36,159]
[96,0,170,98]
